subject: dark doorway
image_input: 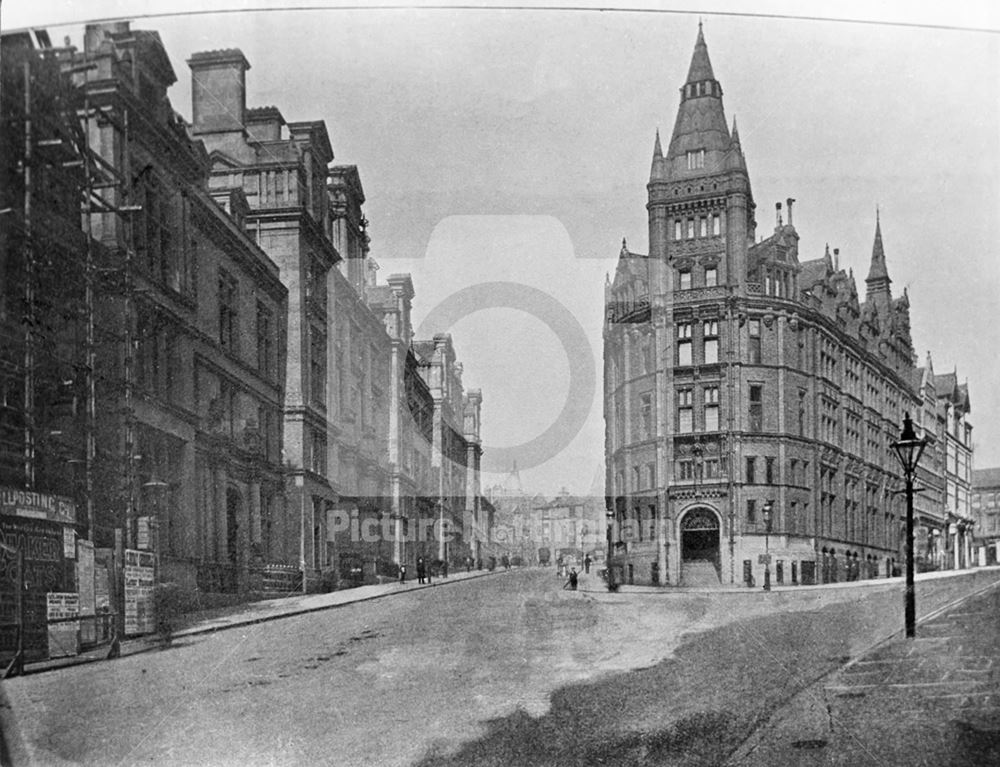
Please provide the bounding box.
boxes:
[226,488,241,565]
[680,508,720,565]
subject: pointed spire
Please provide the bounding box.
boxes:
[649,129,668,181]
[866,209,890,285]
[686,22,716,83]
[731,116,740,145]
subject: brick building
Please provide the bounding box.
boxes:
[604,26,973,587]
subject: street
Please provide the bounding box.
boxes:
[3,568,999,766]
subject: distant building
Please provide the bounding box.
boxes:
[604,25,974,588]
[971,468,1000,565]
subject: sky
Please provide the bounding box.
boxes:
[4,1,998,496]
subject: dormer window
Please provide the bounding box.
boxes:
[686,149,705,170]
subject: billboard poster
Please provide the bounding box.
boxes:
[46,592,79,658]
[77,540,96,645]
[124,548,156,636]
[0,515,68,661]
[63,527,76,559]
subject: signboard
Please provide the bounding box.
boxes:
[124,548,155,636]
[46,592,79,658]
[137,516,155,551]
[758,554,771,565]
[0,486,76,525]
[77,540,96,645]
[63,527,76,559]
[0,515,69,661]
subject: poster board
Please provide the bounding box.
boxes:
[124,548,156,636]
[47,592,80,658]
[77,539,96,645]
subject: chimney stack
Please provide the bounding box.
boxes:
[833,248,840,270]
[786,198,795,227]
[775,201,782,228]
[187,49,251,135]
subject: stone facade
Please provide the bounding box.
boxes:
[69,24,289,592]
[604,26,974,588]
[971,468,1000,565]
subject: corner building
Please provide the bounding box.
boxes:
[604,26,972,587]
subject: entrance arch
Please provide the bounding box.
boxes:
[679,507,721,568]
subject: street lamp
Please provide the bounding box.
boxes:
[891,412,927,638]
[762,500,774,591]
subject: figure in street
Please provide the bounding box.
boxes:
[564,568,578,591]
[398,564,406,584]
[416,557,426,585]
[584,554,592,574]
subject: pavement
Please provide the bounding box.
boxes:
[728,573,1000,766]
[13,565,506,676]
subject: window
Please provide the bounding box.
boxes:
[674,220,683,240]
[646,462,656,489]
[705,266,717,288]
[309,325,327,408]
[798,389,807,437]
[703,458,720,478]
[748,319,761,364]
[679,460,694,480]
[687,218,695,239]
[765,457,775,485]
[633,466,641,491]
[703,320,719,364]
[305,254,327,314]
[678,389,693,433]
[642,335,654,373]
[679,270,692,290]
[640,393,653,440]
[746,499,757,522]
[699,217,708,238]
[712,213,721,236]
[749,384,763,432]
[677,323,693,365]
[218,269,238,353]
[686,149,705,170]
[256,302,274,380]
[310,427,327,475]
[704,385,719,431]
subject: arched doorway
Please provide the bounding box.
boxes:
[680,507,720,578]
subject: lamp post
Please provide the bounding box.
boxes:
[891,413,927,638]
[762,500,773,591]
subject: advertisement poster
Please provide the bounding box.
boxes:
[77,539,96,645]
[124,548,156,636]
[0,515,68,661]
[46,592,80,659]
[63,527,76,559]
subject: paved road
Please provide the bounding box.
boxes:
[3,568,998,766]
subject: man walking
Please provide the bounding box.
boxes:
[416,557,425,585]
[398,563,406,584]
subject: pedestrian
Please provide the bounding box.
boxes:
[466,556,472,573]
[416,557,425,585]
[398,563,406,584]
[584,554,592,574]
[563,568,578,591]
